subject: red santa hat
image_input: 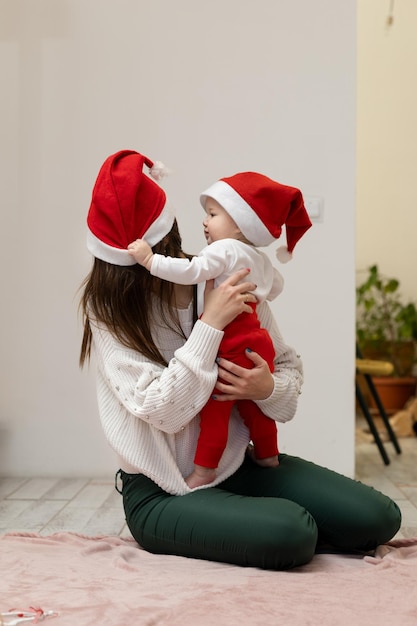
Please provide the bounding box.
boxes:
[86,149,174,265]
[200,172,312,262]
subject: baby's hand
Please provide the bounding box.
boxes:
[127,239,154,270]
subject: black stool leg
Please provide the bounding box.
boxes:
[356,382,390,465]
[365,374,402,455]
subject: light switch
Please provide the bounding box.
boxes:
[304,196,323,222]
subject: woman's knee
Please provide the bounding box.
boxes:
[250,503,318,569]
[354,487,402,550]
[321,480,402,551]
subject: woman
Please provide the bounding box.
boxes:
[79,149,401,570]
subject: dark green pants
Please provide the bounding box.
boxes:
[118,453,401,570]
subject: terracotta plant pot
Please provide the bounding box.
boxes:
[368,376,417,415]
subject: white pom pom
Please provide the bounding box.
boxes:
[149,160,171,181]
[276,246,293,263]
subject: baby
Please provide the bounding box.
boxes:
[128,171,311,488]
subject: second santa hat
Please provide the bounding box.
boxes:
[200,172,312,262]
[87,149,174,266]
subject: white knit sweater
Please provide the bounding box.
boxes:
[91,296,303,495]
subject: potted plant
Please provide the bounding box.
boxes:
[356,264,417,413]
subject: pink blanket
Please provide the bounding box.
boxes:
[1,533,416,625]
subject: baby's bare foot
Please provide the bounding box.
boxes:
[185,465,216,489]
[255,455,279,468]
[247,446,279,468]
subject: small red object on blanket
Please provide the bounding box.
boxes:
[1,607,58,625]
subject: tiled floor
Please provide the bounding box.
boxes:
[1,435,416,539]
[355,434,417,539]
[0,476,131,538]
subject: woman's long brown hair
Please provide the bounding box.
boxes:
[79,220,195,368]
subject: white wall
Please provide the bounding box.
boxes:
[0,0,356,478]
[357,0,417,299]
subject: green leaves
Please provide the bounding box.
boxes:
[356,265,417,375]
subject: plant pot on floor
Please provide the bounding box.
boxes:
[368,376,417,415]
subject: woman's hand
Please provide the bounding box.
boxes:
[214,350,274,401]
[200,268,257,331]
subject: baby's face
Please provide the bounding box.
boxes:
[202,198,241,244]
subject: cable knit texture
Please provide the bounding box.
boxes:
[90,297,303,495]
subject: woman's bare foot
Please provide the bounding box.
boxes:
[247,445,279,468]
[185,465,216,489]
